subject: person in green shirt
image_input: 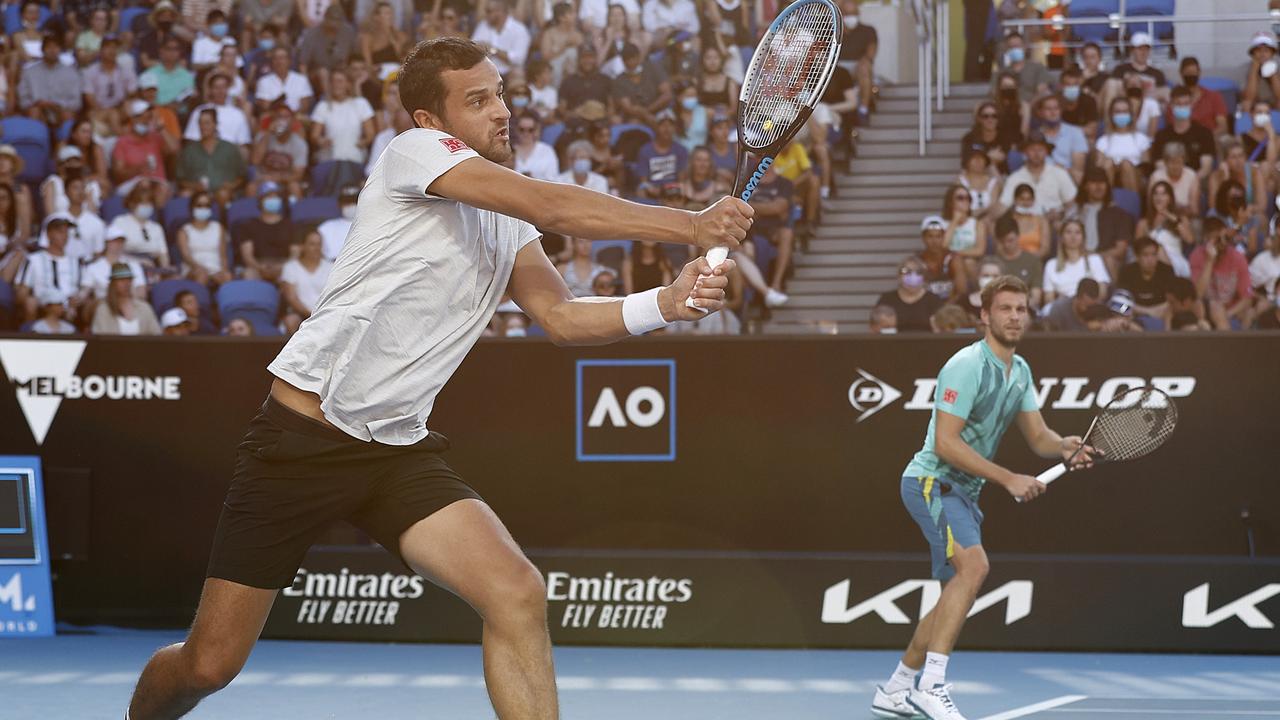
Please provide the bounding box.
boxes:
[177,108,246,205]
[141,38,196,107]
[870,275,1096,720]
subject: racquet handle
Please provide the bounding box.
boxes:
[685,246,730,311]
[1038,463,1069,485]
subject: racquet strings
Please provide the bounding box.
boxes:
[740,2,839,150]
[1090,388,1179,462]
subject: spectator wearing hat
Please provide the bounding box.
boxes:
[252,100,309,200]
[1113,32,1167,90]
[29,288,77,334]
[876,255,945,333]
[136,75,182,140]
[557,140,612,194]
[160,306,191,335]
[560,44,613,120]
[19,34,83,124]
[138,0,192,69]
[108,183,170,268]
[994,32,1049,103]
[612,42,672,126]
[985,214,1044,308]
[1095,289,1144,332]
[113,99,178,208]
[1153,86,1216,183]
[184,72,253,149]
[918,214,964,301]
[91,263,161,335]
[1059,65,1099,142]
[280,229,333,334]
[140,37,196,106]
[958,146,1001,222]
[317,184,361,260]
[81,232,146,303]
[176,190,232,286]
[1241,30,1280,109]
[635,108,689,198]
[43,146,103,217]
[15,214,85,323]
[1094,96,1149,193]
[1033,94,1087,185]
[299,4,358,96]
[0,145,33,236]
[998,130,1076,219]
[1177,57,1227,136]
[256,46,315,115]
[56,176,105,259]
[472,0,531,76]
[82,35,137,129]
[240,183,297,282]
[1041,277,1102,332]
[178,108,246,205]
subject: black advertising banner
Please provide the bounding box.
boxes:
[263,548,1280,653]
[0,333,1278,651]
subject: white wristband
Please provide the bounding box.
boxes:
[622,287,670,335]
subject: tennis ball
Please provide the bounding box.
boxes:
[763,119,774,130]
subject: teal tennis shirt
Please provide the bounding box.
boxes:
[904,339,1039,501]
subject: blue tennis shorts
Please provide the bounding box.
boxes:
[900,476,984,580]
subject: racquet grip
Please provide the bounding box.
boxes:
[685,246,731,311]
[1037,463,1069,485]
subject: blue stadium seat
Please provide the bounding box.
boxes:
[541,122,565,147]
[100,194,127,224]
[1068,0,1119,45]
[227,197,261,228]
[118,6,149,35]
[150,279,211,316]
[56,119,73,143]
[1233,110,1280,135]
[3,3,50,35]
[0,278,13,310]
[1113,187,1142,220]
[611,123,654,149]
[290,196,340,225]
[163,196,192,239]
[1125,1,1175,42]
[217,280,281,336]
[12,140,48,183]
[2,117,50,148]
[310,160,362,196]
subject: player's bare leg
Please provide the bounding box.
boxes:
[924,544,989,656]
[400,498,557,720]
[128,579,278,719]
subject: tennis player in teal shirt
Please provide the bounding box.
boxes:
[871,275,1097,720]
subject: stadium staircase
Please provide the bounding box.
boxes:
[764,82,992,334]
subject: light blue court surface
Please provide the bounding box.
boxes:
[1,629,1278,719]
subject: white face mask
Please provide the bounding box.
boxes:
[341,204,357,220]
[1256,112,1272,127]
[1015,204,1041,216]
[843,15,859,29]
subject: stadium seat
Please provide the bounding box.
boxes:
[1113,187,1142,220]
[217,280,281,336]
[151,279,211,316]
[310,160,362,196]
[0,278,13,311]
[592,240,631,273]
[611,123,654,159]
[1068,0,1119,45]
[100,194,127,224]
[226,196,261,229]
[1200,77,1239,116]
[163,196,193,239]
[1233,110,1280,135]
[56,119,73,143]
[541,123,565,147]
[290,196,340,225]
[3,3,50,35]
[1125,1,1175,42]
[2,117,50,148]
[118,6,150,35]
[12,140,48,184]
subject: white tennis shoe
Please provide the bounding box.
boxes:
[871,684,921,718]
[908,683,967,720]
[764,288,789,307]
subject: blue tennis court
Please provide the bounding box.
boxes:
[2,628,1277,719]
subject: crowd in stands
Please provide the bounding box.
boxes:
[874,26,1280,334]
[0,0,882,338]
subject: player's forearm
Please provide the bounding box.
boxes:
[543,288,679,345]
[1028,426,1064,460]
[531,181,696,245]
[935,435,1014,487]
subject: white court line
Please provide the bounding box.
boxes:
[84,672,139,684]
[978,694,1089,720]
[1051,710,1280,716]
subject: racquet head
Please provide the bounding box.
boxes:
[1081,386,1179,465]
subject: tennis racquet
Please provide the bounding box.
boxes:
[1036,385,1179,488]
[687,0,843,309]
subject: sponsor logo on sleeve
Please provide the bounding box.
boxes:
[439,137,470,153]
[942,388,959,404]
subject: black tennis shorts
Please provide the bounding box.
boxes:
[206,395,482,589]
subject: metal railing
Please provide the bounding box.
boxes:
[1002,12,1280,55]
[911,0,951,156]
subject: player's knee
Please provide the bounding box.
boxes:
[483,562,547,627]
[953,546,989,582]
[184,644,245,694]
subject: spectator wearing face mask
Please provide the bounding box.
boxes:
[1209,139,1268,245]
[1238,99,1279,171]
[105,184,169,268]
[239,184,296,283]
[191,9,234,70]
[1177,57,1227,136]
[1241,30,1280,110]
[993,32,1049,103]
[1094,96,1149,193]
[876,255,945,333]
[252,100,309,200]
[318,184,361,260]
[1154,86,1216,184]
[1059,65,1099,141]
[176,190,232,286]
[556,141,611,193]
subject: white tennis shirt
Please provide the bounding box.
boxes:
[268,128,542,444]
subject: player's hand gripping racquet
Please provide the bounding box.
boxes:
[687,0,843,310]
[1019,386,1179,501]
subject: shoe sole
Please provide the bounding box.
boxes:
[905,696,952,720]
[870,705,919,719]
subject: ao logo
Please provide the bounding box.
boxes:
[576,360,676,462]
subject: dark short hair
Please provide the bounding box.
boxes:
[622,42,642,61]
[981,275,1029,311]
[1082,41,1102,55]
[995,214,1019,239]
[1169,276,1197,301]
[1061,64,1082,80]
[1132,236,1159,255]
[1179,56,1201,72]
[199,107,217,124]
[1076,277,1102,299]
[1203,216,1228,237]
[175,289,196,304]
[207,8,225,21]
[1171,85,1192,102]
[42,32,62,50]
[400,37,490,121]
[1005,31,1024,43]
